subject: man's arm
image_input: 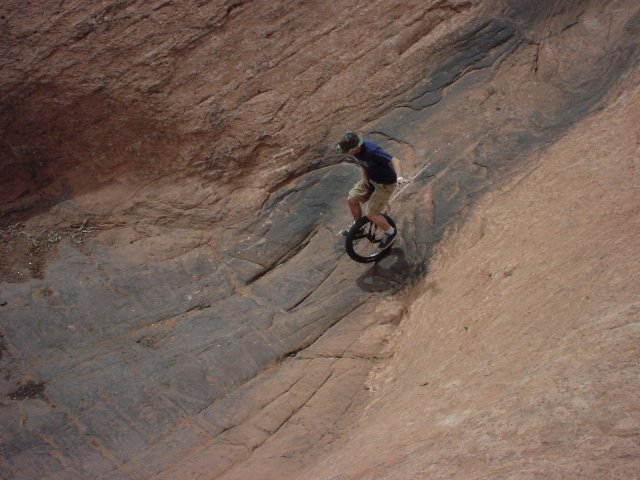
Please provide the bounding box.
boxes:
[361,166,370,188]
[391,157,409,184]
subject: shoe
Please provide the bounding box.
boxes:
[378,229,397,250]
[340,222,363,237]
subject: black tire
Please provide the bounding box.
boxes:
[345,214,396,263]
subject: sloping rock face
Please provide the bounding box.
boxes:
[297,73,640,480]
[0,1,639,479]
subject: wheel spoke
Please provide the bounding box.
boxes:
[350,224,382,259]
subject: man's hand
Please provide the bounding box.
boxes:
[397,176,410,185]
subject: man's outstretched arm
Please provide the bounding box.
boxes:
[392,157,409,184]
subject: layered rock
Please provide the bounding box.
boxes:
[1,0,639,478]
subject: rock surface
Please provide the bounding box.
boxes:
[0,1,639,479]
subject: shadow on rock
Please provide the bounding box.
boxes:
[356,247,411,293]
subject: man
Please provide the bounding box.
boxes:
[336,131,408,249]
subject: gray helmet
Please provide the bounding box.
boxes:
[335,131,363,153]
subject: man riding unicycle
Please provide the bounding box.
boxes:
[336,131,408,250]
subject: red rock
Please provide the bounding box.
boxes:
[0,1,639,478]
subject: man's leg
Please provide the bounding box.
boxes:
[366,212,391,231]
[365,182,395,230]
[365,182,397,249]
[348,196,363,221]
[342,181,372,235]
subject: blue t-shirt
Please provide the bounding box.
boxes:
[354,140,397,185]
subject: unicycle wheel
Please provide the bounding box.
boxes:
[345,214,396,263]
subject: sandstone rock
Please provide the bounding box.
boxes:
[1,0,639,478]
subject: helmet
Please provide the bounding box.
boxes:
[336,131,363,153]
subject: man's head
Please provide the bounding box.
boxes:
[336,131,363,154]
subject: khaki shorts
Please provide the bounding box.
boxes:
[348,180,396,215]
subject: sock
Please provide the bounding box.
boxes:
[385,226,395,235]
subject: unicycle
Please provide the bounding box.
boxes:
[344,214,396,263]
